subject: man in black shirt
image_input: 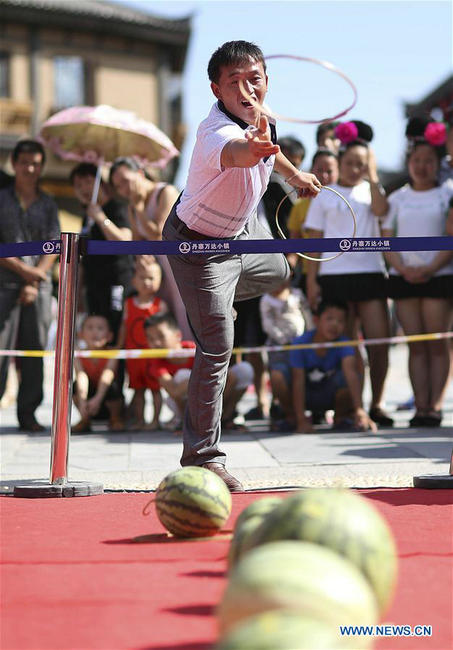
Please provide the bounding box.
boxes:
[70,163,134,342]
[0,140,60,431]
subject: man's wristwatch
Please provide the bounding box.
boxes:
[103,218,112,228]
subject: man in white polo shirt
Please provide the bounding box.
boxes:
[163,40,321,491]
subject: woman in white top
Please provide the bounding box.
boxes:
[305,120,393,427]
[382,118,453,427]
[109,158,191,339]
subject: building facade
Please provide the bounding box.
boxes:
[0,0,191,211]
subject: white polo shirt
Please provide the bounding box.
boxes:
[176,102,275,237]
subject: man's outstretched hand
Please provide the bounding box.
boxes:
[244,115,280,160]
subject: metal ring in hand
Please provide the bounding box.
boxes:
[275,185,358,262]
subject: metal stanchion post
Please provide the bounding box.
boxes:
[50,231,80,484]
[14,233,103,498]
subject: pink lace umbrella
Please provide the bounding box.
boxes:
[39,104,179,202]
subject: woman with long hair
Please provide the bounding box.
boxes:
[109,158,191,338]
[382,118,453,426]
[305,120,393,428]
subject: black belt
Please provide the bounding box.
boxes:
[172,212,220,241]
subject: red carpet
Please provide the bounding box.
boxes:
[1,489,452,650]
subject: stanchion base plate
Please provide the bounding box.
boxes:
[413,475,453,489]
[13,481,104,498]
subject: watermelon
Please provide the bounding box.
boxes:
[228,497,282,568]
[234,496,283,531]
[217,540,378,646]
[155,466,232,537]
[246,488,397,614]
[215,610,346,649]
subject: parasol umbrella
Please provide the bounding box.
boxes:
[39,104,179,202]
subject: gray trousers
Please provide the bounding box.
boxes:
[0,282,52,423]
[162,207,290,466]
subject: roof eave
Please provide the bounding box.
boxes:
[404,74,453,116]
[2,4,191,70]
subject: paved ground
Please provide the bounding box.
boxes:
[1,345,452,492]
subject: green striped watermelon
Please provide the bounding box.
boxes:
[155,466,232,537]
[234,496,283,531]
[228,497,282,568]
[245,488,397,614]
[218,540,378,647]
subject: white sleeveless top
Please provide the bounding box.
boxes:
[134,182,168,239]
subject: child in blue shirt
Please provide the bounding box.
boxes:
[290,300,376,433]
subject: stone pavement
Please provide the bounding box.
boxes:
[1,345,452,492]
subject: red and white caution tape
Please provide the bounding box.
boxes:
[1,331,452,359]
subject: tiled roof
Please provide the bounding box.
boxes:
[405,74,453,117]
[1,0,191,39]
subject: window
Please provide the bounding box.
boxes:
[0,52,10,97]
[53,56,85,108]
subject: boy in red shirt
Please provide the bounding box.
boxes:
[117,262,168,429]
[72,314,123,433]
[144,312,254,433]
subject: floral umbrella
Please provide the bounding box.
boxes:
[39,104,179,202]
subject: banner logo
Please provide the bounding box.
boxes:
[178,242,191,254]
[339,239,351,251]
[42,241,55,254]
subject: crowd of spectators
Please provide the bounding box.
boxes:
[1,114,452,433]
